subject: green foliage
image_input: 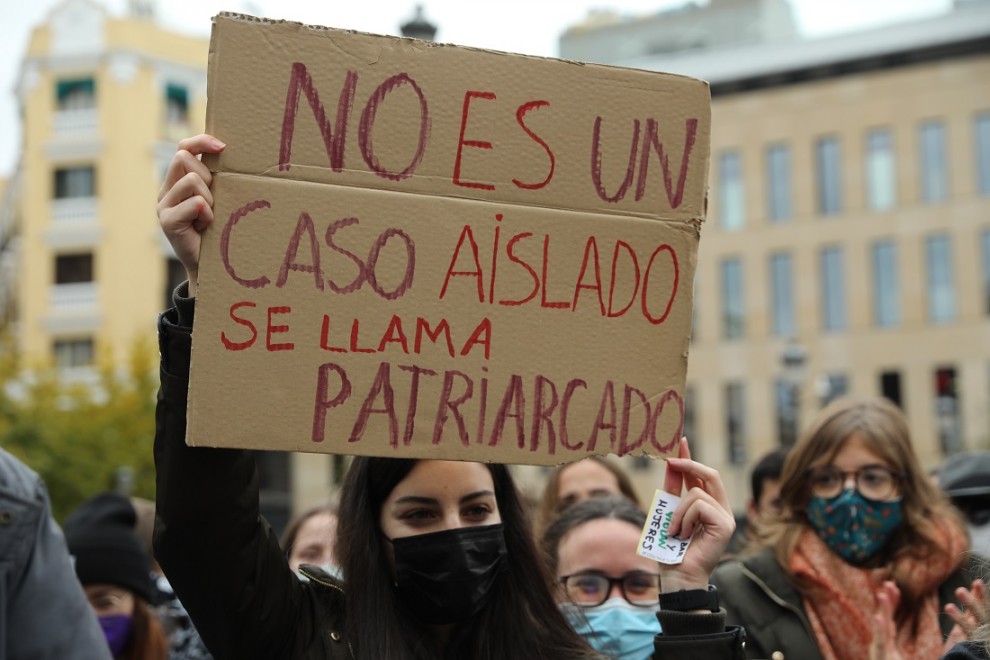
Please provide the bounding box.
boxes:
[0,334,158,522]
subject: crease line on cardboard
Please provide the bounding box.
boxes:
[213,170,706,230]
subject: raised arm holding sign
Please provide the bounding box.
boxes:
[153,13,744,660]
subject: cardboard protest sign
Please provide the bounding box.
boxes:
[186,13,711,465]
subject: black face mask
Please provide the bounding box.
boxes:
[389,523,507,625]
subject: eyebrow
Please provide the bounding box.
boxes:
[393,490,495,506]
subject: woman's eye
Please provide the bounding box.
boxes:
[463,504,491,519]
[401,509,437,521]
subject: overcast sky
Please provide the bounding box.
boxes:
[0,0,954,177]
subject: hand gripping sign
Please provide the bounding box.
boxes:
[187,13,711,465]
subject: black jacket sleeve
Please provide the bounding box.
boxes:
[152,285,327,660]
[654,608,747,659]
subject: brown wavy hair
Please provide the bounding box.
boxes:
[123,599,168,660]
[761,396,966,633]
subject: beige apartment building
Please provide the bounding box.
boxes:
[558,0,990,506]
[2,0,988,525]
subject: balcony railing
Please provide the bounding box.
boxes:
[51,197,98,227]
[49,282,98,315]
[53,107,99,136]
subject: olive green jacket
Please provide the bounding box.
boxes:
[711,546,987,660]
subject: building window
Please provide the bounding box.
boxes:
[55,78,95,110]
[816,136,842,215]
[820,247,846,331]
[774,379,798,448]
[165,83,189,125]
[934,366,962,455]
[871,240,899,327]
[866,129,896,211]
[977,112,990,196]
[720,257,745,339]
[718,151,745,230]
[880,370,903,408]
[691,274,699,343]
[769,252,794,337]
[983,229,990,315]
[683,385,697,459]
[817,373,848,407]
[257,453,292,536]
[54,166,95,199]
[920,120,948,204]
[926,234,956,323]
[55,253,94,284]
[725,382,746,465]
[165,257,186,310]
[53,338,94,368]
[766,144,791,222]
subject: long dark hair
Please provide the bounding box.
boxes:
[334,458,600,660]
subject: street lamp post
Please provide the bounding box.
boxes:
[780,339,807,447]
[400,5,438,41]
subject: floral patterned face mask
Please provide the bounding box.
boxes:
[807,488,902,563]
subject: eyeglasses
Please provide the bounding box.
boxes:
[807,464,904,501]
[560,570,661,608]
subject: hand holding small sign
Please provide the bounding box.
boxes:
[638,437,736,594]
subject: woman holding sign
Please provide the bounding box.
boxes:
[711,397,987,660]
[154,134,745,659]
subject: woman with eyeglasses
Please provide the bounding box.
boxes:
[542,440,745,659]
[154,134,746,660]
[543,496,663,658]
[711,396,987,660]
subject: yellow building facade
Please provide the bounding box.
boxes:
[6,0,208,371]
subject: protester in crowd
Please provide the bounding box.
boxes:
[64,492,169,660]
[0,447,111,659]
[280,502,339,574]
[153,134,747,659]
[724,447,789,557]
[538,455,641,532]
[542,495,663,658]
[712,396,987,659]
[938,451,990,557]
[538,440,744,659]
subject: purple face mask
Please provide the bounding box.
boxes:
[98,614,133,657]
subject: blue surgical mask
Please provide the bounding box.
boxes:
[807,488,902,563]
[562,598,661,659]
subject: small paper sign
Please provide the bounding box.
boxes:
[637,489,693,564]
